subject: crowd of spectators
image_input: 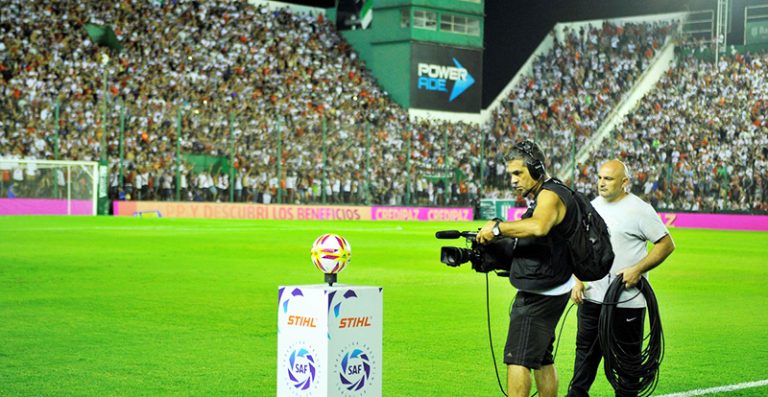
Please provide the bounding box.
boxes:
[485,21,677,186]
[575,49,768,212]
[0,0,481,207]
[1,0,763,212]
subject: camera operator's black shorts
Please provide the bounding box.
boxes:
[504,291,570,369]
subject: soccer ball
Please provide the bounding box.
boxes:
[311,233,352,274]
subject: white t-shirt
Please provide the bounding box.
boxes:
[161,174,172,190]
[56,169,65,187]
[25,156,38,177]
[286,176,297,190]
[0,154,11,170]
[526,277,576,296]
[198,174,209,189]
[13,166,24,182]
[586,194,669,308]
[217,174,229,190]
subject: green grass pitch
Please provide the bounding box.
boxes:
[1,216,767,396]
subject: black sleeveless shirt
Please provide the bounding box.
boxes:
[509,178,578,291]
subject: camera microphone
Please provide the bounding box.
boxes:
[435,230,462,239]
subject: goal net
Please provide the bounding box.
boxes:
[0,159,99,216]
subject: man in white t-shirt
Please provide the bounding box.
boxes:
[567,160,675,397]
[286,172,297,204]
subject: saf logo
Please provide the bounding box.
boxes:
[336,345,375,395]
[285,346,318,392]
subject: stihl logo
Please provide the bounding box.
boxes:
[339,317,371,328]
[287,315,317,328]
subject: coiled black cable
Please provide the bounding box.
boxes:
[599,276,664,397]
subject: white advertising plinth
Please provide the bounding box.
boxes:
[277,285,383,397]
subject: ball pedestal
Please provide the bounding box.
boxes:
[277,285,383,397]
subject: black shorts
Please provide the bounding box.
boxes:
[504,290,570,369]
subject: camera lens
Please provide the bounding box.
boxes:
[441,247,471,267]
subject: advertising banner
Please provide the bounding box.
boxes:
[370,206,473,221]
[656,212,768,232]
[505,206,768,232]
[479,199,520,220]
[478,199,497,220]
[0,199,93,216]
[745,20,768,45]
[410,42,482,112]
[113,201,475,222]
[506,206,529,222]
[277,285,383,397]
[114,201,372,221]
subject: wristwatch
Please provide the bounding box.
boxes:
[491,220,502,237]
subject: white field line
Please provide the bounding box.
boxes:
[657,379,768,397]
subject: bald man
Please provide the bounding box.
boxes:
[566,160,675,397]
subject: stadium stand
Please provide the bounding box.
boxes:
[578,49,768,212]
[0,1,764,212]
[0,0,475,206]
[485,21,678,191]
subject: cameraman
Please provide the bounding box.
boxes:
[476,141,578,397]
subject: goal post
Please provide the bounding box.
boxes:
[0,159,99,216]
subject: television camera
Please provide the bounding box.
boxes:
[435,230,518,276]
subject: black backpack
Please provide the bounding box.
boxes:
[552,179,615,281]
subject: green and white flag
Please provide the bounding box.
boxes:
[84,23,123,52]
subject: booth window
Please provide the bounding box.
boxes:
[413,10,437,31]
[401,8,410,28]
[440,14,480,36]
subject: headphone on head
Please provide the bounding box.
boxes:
[513,140,546,180]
